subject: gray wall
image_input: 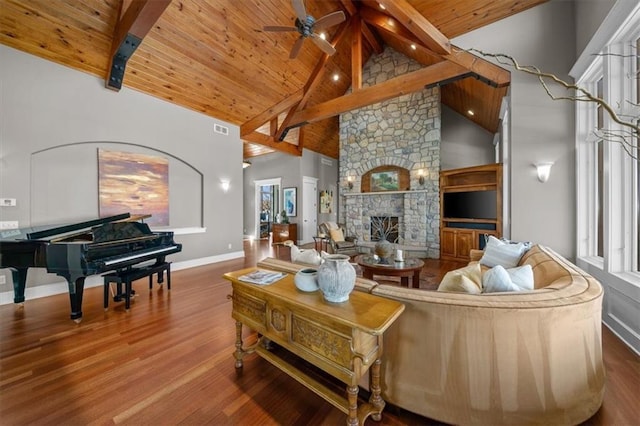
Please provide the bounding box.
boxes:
[454,0,577,258]
[242,149,338,239]
[440,105,495,170]
[574,0,617,57]
[301,150,339,226]
[1,45,244,291]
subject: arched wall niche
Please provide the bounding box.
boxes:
[30,141,203,228]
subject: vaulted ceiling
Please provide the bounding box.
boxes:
[0,0,548,160]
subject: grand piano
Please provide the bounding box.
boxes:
[0,213,182,322]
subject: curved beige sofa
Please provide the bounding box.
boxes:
[257,245,605,425]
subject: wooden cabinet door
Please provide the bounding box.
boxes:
[441,229,456,258]
[456,230,474,258]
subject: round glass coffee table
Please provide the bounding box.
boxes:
[355,255,424,288]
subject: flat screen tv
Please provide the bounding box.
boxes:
[443,190,497,220]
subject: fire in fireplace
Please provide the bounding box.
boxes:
[370,216,399,243]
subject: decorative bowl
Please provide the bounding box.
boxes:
[294,268,319,292]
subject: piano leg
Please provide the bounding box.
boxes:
[9,267,28,305]
[59,273,86,322]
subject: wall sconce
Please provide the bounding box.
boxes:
[242,160,251,169]
[347,175,354,189]
[535,162,554,183]
[418,169,426,185]
[221,180,230,192]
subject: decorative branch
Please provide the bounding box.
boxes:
[370,216,399,243]
[465,47,639,161]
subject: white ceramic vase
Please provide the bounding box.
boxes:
[294,268,318,292]
[317,254,356,303]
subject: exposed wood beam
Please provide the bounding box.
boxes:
[445,47,510,87]
[360,6,510,87]
[106,0,171,91]
[351,16,363,91]
[299,22,350,109]
[377,0,450,55]
[241,132,302,156]
[274,21,350,141]
[289,61,471,126]
[240,89,304,137]
[339,0,383,54]
[360,6,424,50]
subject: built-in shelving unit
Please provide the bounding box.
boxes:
[440,163,503,261]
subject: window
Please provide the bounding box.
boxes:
[596,78,604,258]
[576,4,640,279]
[574,0,640,356]
[635,38,640,271]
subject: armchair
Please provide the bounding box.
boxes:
[319,222,359,256]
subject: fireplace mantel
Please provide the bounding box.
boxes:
[343,189,430,197]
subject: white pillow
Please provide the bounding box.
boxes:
[480,236,528,268]
[290,244,322,265]
[437,263,483,294]
[507,264,535,289]
[483,264,534,293]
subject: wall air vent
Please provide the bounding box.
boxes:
[214,124,229,136]
[321,158,333,166]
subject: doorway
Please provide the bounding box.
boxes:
[301,176,318,245]
[254,178,281,240]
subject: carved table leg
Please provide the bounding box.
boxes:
[369,358,385,421]
[234,321,244,369]
[346,384,359,426]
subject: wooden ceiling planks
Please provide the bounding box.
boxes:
[0,0,112,74]
[441,77,508,134]
[0,0,548,160]
[386,0,549,39]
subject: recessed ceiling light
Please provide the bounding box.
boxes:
[379,3,386,10]
[467,110,475,116]
[332,73,340,82]
[410,44,416,50]
[319,32,327,40]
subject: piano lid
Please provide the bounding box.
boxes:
[0,213,131,242]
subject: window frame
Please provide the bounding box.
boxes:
[575,6,640,283]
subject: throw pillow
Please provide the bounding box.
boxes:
[506,264,534,289]
[482,264,534,293]
[480,235,528,269]
[329,228,345,242]
[437,263,483,294]
[289,244,322,265]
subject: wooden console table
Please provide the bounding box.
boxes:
[223,268,404,426]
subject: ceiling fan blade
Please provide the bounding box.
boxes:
[290,36,305,59]
[311,34,336,56]
[314,11,346,30]
[291,0,307,22]
[263,26,298,32]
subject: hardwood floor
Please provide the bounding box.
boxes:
[1,239,638,425]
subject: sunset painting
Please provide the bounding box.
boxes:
[98,149,169,226]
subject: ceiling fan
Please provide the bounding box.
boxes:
[263,0,346,59]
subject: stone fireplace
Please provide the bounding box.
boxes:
[338,47,440,258]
